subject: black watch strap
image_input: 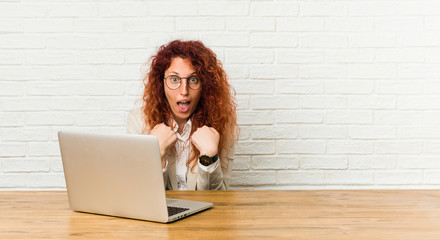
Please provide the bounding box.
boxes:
[199,154,218,166]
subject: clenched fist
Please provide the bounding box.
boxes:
[150,123,177,168]
[191,126,220,157]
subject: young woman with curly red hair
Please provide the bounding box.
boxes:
[127,40,237,190]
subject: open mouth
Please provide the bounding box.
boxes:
[177,101,190,113]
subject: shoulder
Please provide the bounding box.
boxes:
[126,108,148,134]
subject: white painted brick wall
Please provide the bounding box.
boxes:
[2,0,440,190]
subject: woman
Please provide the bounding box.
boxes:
[127,40,237,190]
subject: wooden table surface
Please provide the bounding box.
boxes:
[1,190,440,239]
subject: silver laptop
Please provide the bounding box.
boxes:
[58,130,213,223]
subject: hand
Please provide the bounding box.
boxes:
[191,126,220,157]
[149,123,177,168]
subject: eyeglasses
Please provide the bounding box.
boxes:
[164,74,202,90]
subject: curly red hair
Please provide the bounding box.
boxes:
[142,40,237,171]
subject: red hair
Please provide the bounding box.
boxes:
[142,40,237,171]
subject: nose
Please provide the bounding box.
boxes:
[179,78,189,95]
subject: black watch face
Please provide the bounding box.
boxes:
[200,155,211,166]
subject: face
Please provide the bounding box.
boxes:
[164,57,202,127]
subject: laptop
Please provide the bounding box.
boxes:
[58,130,213,223]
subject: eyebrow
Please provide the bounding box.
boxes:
[167,71,197,76]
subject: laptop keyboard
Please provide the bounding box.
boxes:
[167,206,190,217]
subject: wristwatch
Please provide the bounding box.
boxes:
[199,154,218,166]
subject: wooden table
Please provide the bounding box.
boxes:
[1,190,440,239]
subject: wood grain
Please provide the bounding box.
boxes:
[1,190,440,239]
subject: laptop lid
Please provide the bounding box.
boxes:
[58,131,211,223]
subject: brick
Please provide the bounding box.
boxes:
[277,170,325,185]
[0,51,23,65]
[399,2,440,16]
[199,2,248,16]
[326,18,374,32]
[28,142,60,157]
[232,155,250,170]
[237,126,251,140]
[48,35,97,49]
[325,170,373,185]
[251,2,298,17]
[237,110,273,125]
[226,17,275,31]
[251,126,298,139]
[251,64,297,79]
[26,51,74,65]
[300,2,348,17]
[277,50,324,64]
[425,142,440,154]
[299,126,346,139]
[231,171,276,186]
[148,2,198,16]
[399,64,440,79]
[301,156,347,170]
[176,17,224,31]
[426,49,440,63]
[348,126,396,139]
[424,170,440,184]
[424,112,440,125]
[76,112,125,126]
[326,49,375,63]
[251,95,299,110]
[375,111,422,125]
[252,156,299,170]
[235,140,275,155]
[349,2,397,16]
[350,64,397,79]
[398,127,440,139]
[100,97,139,111]
[29,174,66,188]
[76,50,125,64]
[327,141,374,154]
[349,155,395,169]
[99,34,148,49]
[1,97,51,111]
[347,96,396,109]
[0,3,46,17]
[299,34,348,48]
[0,82,24,96]
[230,80,273,94]
[236,95,250,110]
[0,143,26,157]
[276,80,324,94]
[300,96,346,109]
[0,113,25,127]
[326,81,374,94]
[47,3,98,17]
[426,17,440,30]
[125,18,174,32]
[48,66,99,81]
[398,96,440,110]
[0,18,23,32]
[27,81,75,96]
[3,158,51,173]
[377,81,423,94]
[251,33,297,48]
[278,17,324,32]
[125,49,155,64]
[201,33,249,47]
[276,110,323,124]
[277,140,326,154]
[99,65,142,80]
[376,141,423,154]
[299,64,348,79]
[2,128,50,142]
[398,157,440,169]
[25,112,74,126]
[374,171,423,185]
[350,33,396,47]
[99,2,147,17]
[226,49,273,64]
[325,110,373,124]
[0,35,46,49]
[376,17,424,32]
[24,19,74,33]
[0,175,28,188]
[49,97,100,111]
[75,19,124,33]
[51,158,64,172]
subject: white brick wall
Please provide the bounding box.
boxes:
[2,0,440,190]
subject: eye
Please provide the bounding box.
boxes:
[189,76,199,83]
[170,76,180,83]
